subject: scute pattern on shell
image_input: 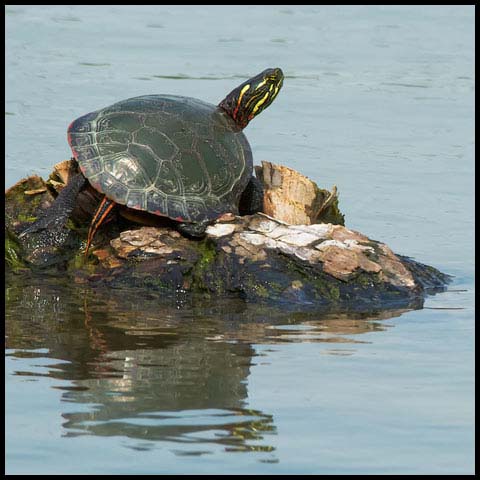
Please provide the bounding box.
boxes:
[68,95,253,222]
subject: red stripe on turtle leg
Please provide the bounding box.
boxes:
[85,196,116,257]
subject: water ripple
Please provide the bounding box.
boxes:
[78,62,111,67]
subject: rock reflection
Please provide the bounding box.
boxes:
[5,274,419,453]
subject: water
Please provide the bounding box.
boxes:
[5,5,474,475]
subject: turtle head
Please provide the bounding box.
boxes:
[219,67,284,129]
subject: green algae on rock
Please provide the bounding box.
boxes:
[5,160,450,309]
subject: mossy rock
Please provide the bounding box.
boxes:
[5,162,450,310]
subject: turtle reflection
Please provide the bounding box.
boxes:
[6,278,277,453]
[5,275,422,453]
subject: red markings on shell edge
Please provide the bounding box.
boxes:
[175,216,185,221]
[67,121,75,142]
[153,210,168,217]
[126,203,143,211]
[70,147,79,160]
[90,181,102,192]
[66,127,79,159]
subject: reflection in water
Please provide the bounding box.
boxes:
[5,273,416,455]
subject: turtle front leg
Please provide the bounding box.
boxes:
[19,172,87,238]
[238,175,264,215]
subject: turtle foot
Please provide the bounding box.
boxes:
[19,172,87,238]
[177,220,210,238]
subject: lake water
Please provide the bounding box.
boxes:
[5,5,475,475]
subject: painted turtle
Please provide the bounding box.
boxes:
[21,67,284,254]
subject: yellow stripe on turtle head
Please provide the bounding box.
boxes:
[250,91,271,117]
[236,84,250,107]
[254,79,267,90]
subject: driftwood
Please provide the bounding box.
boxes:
[256,161,343,225]
[5,160,450,310]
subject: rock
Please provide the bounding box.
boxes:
[74,212,448,308]
[5,159,450,310]
[206,223,237,238]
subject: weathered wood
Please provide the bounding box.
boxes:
[5,159,450,309]
[46,158,76,193]
[255,161,344,225]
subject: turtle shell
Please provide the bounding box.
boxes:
[67,95,253,223]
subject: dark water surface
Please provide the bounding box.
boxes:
[5,5,474,474]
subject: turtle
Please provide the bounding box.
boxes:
[20,67,284,255]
